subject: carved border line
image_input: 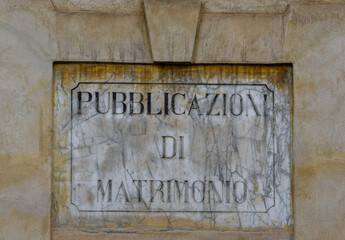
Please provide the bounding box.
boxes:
[70,82,276,213]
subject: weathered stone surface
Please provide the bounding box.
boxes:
[50,0,290,14]
[194,14,286,63]
[50,0,144,13]
[202,0,289,14]
[0,1,53,240]
[50,0,345,14]
[144,0,201,62]
[284,3,345,240]
[55,13,152,62]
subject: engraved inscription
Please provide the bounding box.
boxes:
[71,83,275,212]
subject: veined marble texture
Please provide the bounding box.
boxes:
[53,64,292,230]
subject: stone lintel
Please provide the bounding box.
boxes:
[50,0,291,14]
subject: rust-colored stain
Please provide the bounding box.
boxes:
[54,63,291,90]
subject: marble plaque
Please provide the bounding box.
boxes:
[53,64,292,229]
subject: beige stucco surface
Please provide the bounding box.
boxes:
[0,0,345,239]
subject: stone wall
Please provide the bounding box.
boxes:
[0,0,345,239]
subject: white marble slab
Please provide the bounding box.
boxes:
[53,64,292,229]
